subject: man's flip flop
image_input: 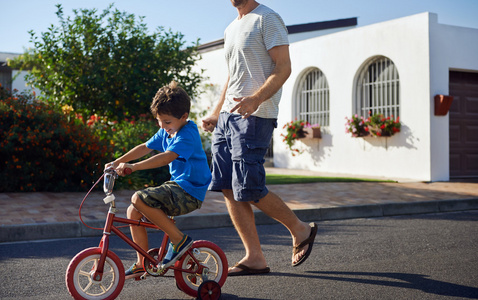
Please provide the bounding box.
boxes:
[292,222,318,267]
[228,263,271,276]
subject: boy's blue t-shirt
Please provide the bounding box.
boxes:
[145,120,211,202]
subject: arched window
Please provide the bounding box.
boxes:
[295,68,330,126]
[355,56,400,118]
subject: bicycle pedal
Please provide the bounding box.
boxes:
[140,272,149,280]
[125,272,143,281]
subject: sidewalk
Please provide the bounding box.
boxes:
[1,168,478,242]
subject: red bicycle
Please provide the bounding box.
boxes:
[65,168,227,300]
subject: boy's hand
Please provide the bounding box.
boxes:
[116,163,134,176]
[202,115,218,132]
[104,161,116,171]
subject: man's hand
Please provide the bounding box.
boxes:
[230,96,260,119]
[202,115,218,132]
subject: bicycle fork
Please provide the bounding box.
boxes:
[92,205,117,281]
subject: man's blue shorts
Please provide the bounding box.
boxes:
[209,112,277,202]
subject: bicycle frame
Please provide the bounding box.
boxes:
[67,168,226,300]
[91,198,203,281]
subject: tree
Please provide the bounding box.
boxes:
[9,4,203,121]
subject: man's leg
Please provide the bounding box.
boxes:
[253,191,313,265]
[223,189,268,272]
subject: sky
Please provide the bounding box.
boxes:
[1,0,478,54]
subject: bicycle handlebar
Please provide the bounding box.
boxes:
[103,166,132,196]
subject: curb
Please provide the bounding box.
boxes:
[1,198,477,243]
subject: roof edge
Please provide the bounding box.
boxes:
[287,17,357,34]
[198,17,358,52]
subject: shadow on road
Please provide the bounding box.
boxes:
[272,270,478,299]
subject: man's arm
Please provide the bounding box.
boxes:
[202,76,230,132]
[230,45,291,118]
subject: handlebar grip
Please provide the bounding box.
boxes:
[124,167,132,175]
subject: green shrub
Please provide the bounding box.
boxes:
[82,112,170,190]
[0,87,113,192]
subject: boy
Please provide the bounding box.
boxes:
[106,81,211,276]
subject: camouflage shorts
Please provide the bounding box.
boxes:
[135,181,202,217]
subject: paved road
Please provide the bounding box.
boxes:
[1,211,477,299]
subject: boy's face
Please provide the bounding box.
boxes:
[157,113,188,137]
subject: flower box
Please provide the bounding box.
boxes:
[354,129,370,138]
[434,94,454,116]
[299,127,321,139]
[281,120,321,155]
[346,113,400,138]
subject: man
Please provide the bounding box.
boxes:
[202,0,317,276]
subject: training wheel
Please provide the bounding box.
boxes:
[197,280,221,300]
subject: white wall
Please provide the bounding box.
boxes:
[276,13,434,181]
[288,26,356,43]
[428,17,478,181]
[194,25,357,94]
[12,70,30,92]
[194,12,478,181]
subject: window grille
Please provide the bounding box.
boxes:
[356,56,400,118]
[0,67,12,91]
[296,68,330,126]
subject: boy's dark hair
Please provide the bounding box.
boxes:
[150,81,190,119]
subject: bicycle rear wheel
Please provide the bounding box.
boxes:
[65,247,125,300]
[174,240,228,298]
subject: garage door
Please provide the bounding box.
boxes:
[449,71,478,178]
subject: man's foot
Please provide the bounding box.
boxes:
[160,235,193,269]
[291,222,318,267]
[228,257,268,275]
[228,263,270,276]
[125,263,145,276]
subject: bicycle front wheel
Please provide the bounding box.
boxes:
[174,240,228,298]
[65,247,125,300]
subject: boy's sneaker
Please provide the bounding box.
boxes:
[160,235,193,269]
[125,263,145,277]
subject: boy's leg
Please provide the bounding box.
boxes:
[131,188,197,268]
[127,203,148,266]
[131,193,184,245]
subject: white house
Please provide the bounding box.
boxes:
[0,52,29,92]
[194,12,478,182]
